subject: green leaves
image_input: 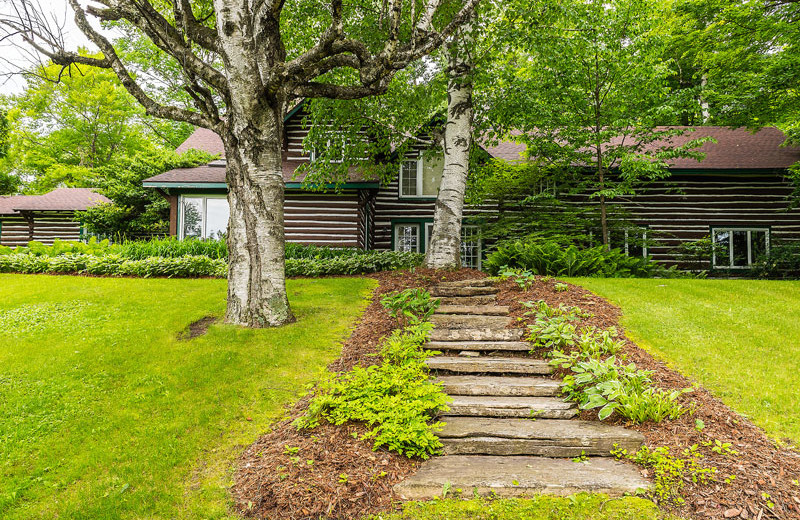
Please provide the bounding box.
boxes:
[381,289,441,325]
[295,322,450,459]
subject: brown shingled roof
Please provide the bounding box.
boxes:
[0,188,110,215]
[153,125,800,187]
[484,126,800,169]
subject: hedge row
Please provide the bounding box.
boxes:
[0,251,424,278]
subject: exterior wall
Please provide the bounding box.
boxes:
[0,211,83,247]
[563,171,800,267]
[284,191,362,247]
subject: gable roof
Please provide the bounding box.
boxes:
[483,127,800,170]
[0,188,111,215]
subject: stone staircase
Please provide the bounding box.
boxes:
[393,278,650,500]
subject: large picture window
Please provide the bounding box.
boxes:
[398,156,443,198]
[180,196,229,240]
[712,228,769,268]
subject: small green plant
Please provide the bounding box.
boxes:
[498,268,537,290]
[614,444,717,504]
[283,446,299,456]
[527,316,577,350]
[694,419,705,431]
[294,322,450,459]
[572,451,589,463]
[701,439,739,456]
[338,473,348,484]
[554,282,569,292]
[381,289,439,324]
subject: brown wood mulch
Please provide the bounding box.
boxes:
[231,268,485,520]
[494,277,800,520]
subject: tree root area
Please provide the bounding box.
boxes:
[495,278,800,520]
[231,268,485,520]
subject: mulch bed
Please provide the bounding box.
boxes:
[231,268,485,520]
[495,277,800,520]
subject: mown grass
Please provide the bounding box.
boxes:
[570,278,800,444]
[370,495,679,520]
[0,274,375,519]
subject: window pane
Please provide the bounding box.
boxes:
[401,161,418,196]
[628,230,645,257]
[732,230,748,267]
[206,198,230,239]
[421,155,444,196]
[714,230,730,267]
[751,230,768,261]
[460,226,481,269]
[395,225,419,252]
[182,198,203,238]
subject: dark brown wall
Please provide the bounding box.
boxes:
[0,211,83,247]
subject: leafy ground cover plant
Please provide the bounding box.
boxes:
[526,299,692,423]
[0,250,423,278]
[613,445,720,505]
[380,288,440,324]
[485,236,680,278]
[294,293,450,459]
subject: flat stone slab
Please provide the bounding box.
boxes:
[436,375,560,396]
[430,314,513,329]
[425,341,531,352]
[439,417,645,456]
[444,396,576,419]
[431,328,524,342]
[436,279,494,288]
[393,455,651,500]
[436,305,510,316]
[431,286,498,297]
[427,356,552,375]
[438,295,497,306]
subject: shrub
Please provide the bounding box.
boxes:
[751,241,800,279]
[381,289,440,324]
[114,237,227,259]
[294,322,450,459]
[485,236,677,277]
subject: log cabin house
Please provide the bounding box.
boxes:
[143,105,800,270]
[0,188,110,247]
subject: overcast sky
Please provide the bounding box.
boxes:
[0,0,97,95]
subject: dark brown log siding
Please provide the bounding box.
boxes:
[565,171,800,266]
[0,211,83,247]
[284,192,361,247]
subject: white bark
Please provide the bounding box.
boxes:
[425,20,474,270]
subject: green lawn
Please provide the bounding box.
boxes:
[0,274,375,520]
[570,278,800,444]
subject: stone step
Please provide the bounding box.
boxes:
[438,417,645,456]
[426,356,552,375]
[430,314,513,329]
[436,305,510,316]
[425,341,531,352]
[444,396,576,419]
[431,286,498,298]
[393,455,651,500]
[436,375,560,396]
[438,295,497,306]
[436,279,494,288]
[430,328,524,342]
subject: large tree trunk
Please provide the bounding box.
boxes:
[425,21,474,270]
[223,102,295,327]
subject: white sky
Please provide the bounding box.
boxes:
[0,0,98,94]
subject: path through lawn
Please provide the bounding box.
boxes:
[571,278,800,445]
[0,274,375,519]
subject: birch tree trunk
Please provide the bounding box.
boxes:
[425,20,474,269]
[223,106,295,327]
[216,2,294,327]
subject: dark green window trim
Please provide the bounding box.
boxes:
[390,218,434,253]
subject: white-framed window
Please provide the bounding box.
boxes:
[398,157,442,198]
[592,227,648,257]
[712,228,769,268]
[394,223,420,252]
[424,223,482,269]
[180,195,229,240]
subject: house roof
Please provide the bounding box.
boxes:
[484,126,800,170]
[149,125,800,188]
[0,188,110,215]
